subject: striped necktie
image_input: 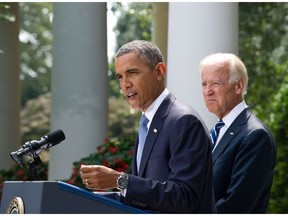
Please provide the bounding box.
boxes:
[137,114,149,172]
[210,120,225,150]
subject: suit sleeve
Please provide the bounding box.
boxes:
[216,128,276,213]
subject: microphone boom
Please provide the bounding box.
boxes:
[10,129,66,167]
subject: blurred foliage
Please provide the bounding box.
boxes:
[0,3,16,54]
[239,3,288,119]
[108,96,140,137]
[239,3,288,213]
[111,2,152,52]
[65,133,136,190]
[19,2,53,106]
[20,92,51,143]
[265,73,288,213]
[0,3,16,22]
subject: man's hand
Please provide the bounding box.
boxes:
[80,165,121,190]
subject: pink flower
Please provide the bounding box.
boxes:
[71,167,79,177]
[103,159,109,167]
[108,147,118,154]
[16,170,25,177]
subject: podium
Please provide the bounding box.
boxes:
[0,181,147,213]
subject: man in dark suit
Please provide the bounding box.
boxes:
[80,40,216,213]
[200,53,277,213]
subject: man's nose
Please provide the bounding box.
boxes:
[203,85,214,96]
[121,77,132,89]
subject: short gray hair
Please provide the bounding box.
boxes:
[116,40,164,69]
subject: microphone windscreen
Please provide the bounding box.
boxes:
[47,129,66,145]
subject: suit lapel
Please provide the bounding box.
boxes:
[212,108,252,163]
[138,93,175,176]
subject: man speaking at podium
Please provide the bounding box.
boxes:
[80,40,215,213]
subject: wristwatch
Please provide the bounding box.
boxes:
[117,172,129,190]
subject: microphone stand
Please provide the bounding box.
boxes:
[28,154,42,181]
[10,129,65,181]
[11,145,43,181]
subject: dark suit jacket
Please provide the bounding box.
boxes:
[213,107,277,213]
[121,93,216,213]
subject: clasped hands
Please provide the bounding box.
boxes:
[80,165,121,190]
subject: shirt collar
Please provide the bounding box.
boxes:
[222,100,248,128]
[143,88,169,127]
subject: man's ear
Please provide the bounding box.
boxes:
[155,62,166,81]
[235,78,244,95]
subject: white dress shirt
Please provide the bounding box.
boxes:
[212,100,248,152]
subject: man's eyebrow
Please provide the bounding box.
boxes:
[126,67,138,72]
[115,67,139,77]
[115,73,121,79]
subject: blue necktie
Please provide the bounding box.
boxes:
[137,114,149,172]
[210,120,225,150]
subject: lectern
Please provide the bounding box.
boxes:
[0,181,147,213]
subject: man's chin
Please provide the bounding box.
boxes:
[128,104,140,111]
[207,106,217,114]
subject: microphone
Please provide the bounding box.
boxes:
[10,129,65,166]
